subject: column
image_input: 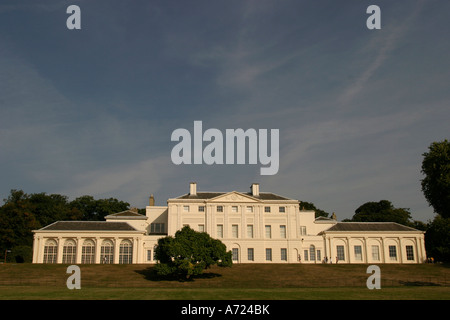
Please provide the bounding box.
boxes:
[95,237,101,264]
[57,237,63,263]
[114,237,120,264]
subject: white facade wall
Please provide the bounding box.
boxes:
[32,183,426,264]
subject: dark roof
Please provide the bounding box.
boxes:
[39,221,138,231]
[176,192,291,201]
[105,210,146,219]
[323,222,420,232]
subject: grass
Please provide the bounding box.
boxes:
[1,263,449,300]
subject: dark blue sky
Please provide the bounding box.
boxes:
[1,0,449,221]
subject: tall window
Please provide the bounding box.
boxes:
[217,225,223,238]
[43,239,58,264]
[247,248,254,261]
[281,248,287,261]
[354,245,362,261]
[101,240,114,264]
[372,245,380,261]
[389,245,397,261]
[232,225,239,238]
[119,240,133,264]
[232,248,239,262]
[406,245,415,261]
[336,245,345,261]
[280,225,286,238]
[266,248,272,261]
[247,225,254,238]
[309,245,316,261]
[81,239,95,264]
[265,225,271,238]
[62,239,77,264]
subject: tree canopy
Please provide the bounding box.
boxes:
[0,189,130,262]
[154,226,232,279]
[421,139,450,218]
[345,200,413,226]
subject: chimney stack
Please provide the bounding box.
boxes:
[251,183,259,196]
[189,182,197,196]
[149,194,155,206]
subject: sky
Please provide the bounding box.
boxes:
[0,0,449,222]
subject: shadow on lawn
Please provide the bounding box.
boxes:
[135,266,222,282]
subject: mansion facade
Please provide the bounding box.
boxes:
[32,183,427,264]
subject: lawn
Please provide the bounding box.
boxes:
[1,263,449,300]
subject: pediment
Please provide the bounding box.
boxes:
[208,191,259,203]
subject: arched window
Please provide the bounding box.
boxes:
[100,240,114,264]
[119,240,133,264]
[309,245,316,261]
[43,239,58,264]
[62,239,77,264]
[82,239,95,264]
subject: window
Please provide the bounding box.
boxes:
[232,225,239,238]
[309,245,316,261]
[150,223,165,234]
[62,239,77,264]
[279,206,285,213]
[372,245,380,261]
[304,250,309,261]
[246,206,253,213]
[81,239,95,264]
[231,206,238,213]
[217,206,223,212]
[198,224,205,232]
[119,240,133,264]
[354,245,362,261]
[265,225,271,238]
[281,248,287,261]
[336,245,345,261]
[280,225,286,238]
[317,250,321,262]
[406,245,415,261]
[147,249,152,261]
[389,245,397,261]
[198,206,205,212]
[232,248,239,262]
[299,226,307,236]
[266,248,272,261]
[183,205,190,212]
[101,240,114,264]
[248,248,254,261]
[264,206,271,213]
[43,239,57,264]
[247,225,254,238]
[217,225,223,238]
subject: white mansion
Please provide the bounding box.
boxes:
[32,183,426,264]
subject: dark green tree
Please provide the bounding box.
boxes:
[69,196,129,221]
[154,226,232,279]
[425,216,450,262]
[421,139,450,218]
[347,200,412,225]
[299,201,330,218]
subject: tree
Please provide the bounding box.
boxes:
[154,226,232,279]
[299,201,330,218]
[346,200,413,225]
[421,140,450,218]
[69,195,130,221]
[425,216,450,262]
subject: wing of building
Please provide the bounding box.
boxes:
[32,183,426,264]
